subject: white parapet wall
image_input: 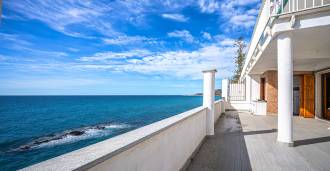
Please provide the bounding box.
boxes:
[214,100,224,123]
[21,101,225,171]
[225,101,251,111]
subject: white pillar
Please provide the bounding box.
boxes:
[221,79,229,101]
[277,32,293,145]
[315,72,322,118]
[203,69,217,136]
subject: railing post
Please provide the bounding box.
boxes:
[203,69,217,136]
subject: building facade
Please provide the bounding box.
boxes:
[223,0,330,145]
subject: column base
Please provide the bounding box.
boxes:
[277,140,294,147]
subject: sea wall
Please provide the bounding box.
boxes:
[21,100,225,171]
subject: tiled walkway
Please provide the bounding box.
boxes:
[187,111,330,171]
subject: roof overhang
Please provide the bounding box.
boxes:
[241,5,330,80]
[249,24,330,74]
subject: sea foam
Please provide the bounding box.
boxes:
[16,123,131,151]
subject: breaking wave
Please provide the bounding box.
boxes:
[15,123,131,151]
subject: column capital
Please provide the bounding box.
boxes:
[202,69,217,73]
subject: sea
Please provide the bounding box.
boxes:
[0,95,220,170]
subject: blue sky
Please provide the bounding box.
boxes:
[0,0,261,95]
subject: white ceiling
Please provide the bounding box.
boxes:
[250,25,330,74]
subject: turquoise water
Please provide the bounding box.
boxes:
[0,95,219,170]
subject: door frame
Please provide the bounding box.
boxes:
[322,72,330,120]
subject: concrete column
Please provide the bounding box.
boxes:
[315,72,322,118]
[277,32,293,146]
[221,79,229,101]
[203,69,217,136]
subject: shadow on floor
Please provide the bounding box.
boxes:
[294,136,330,147]
[187,112,252,171]
[242,129,277,136]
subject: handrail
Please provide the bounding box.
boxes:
[271,0,329,16]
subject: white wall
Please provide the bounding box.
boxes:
[250,74,261,101]
[89,108,207,171]
[225,101,251,111]
[214,100,224,123]
[224,75,255,111]
[22,101,226,171]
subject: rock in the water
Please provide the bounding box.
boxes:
[69,130,84,136]
[20,145,31,150]
[96,126,105,130]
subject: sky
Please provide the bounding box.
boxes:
[0,0,261,95]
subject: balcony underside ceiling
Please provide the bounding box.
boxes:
[249,25,330,74]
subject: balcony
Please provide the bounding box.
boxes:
[241,0,330,80]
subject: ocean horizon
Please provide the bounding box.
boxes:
[0,95,220,170]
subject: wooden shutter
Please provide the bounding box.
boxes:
[301,75,315,118]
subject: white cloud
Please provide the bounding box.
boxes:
[0,33,69,60]
[4,0,127,38]
[4,0,196,38]
[219,38,236,46]
[198,0,220,13]
[0,33,32,46]
[230,14,256,28]
[161,13,189,22]
[247,8,259,15]
[229,0,260,6]
[0,78,112,89]
[2,37,238,80]
[0,55,8,61]
[76,42,237,79]
[79,50,152,62]
[168,30,194,43]
[68,48,80,52]
[202,32,212,40]
[219,0,260,29]
[103,36,154,45]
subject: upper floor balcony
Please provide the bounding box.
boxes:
[241,0,330,80]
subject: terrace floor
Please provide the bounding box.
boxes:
[187,111,330,171]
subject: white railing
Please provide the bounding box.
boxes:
[241,0,330,80]
[270,0,329,16]
[21,100,225,171]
